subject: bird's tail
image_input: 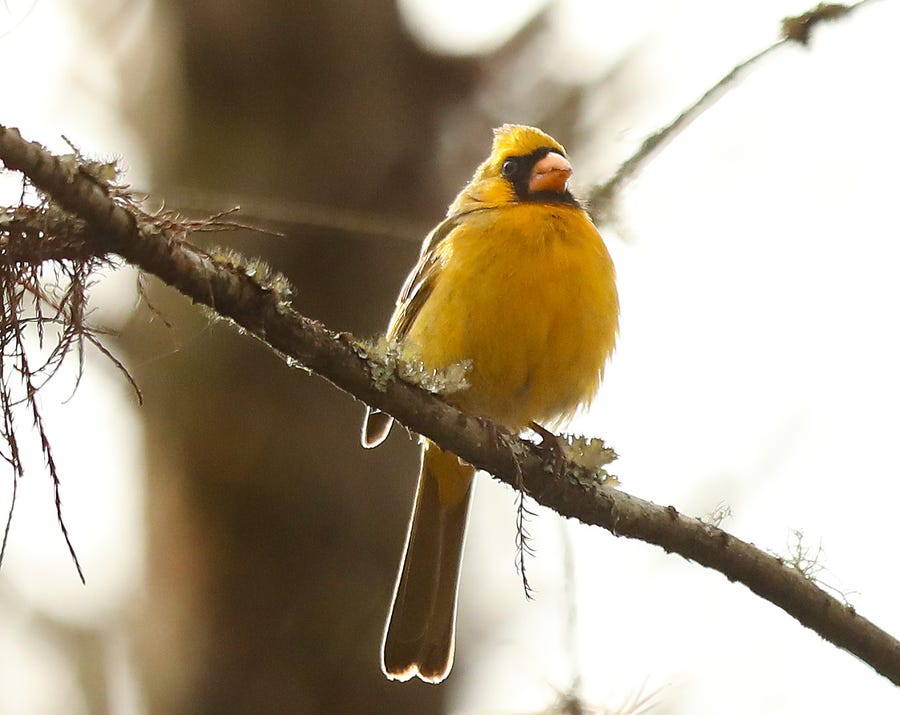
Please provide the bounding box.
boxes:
[382,443,475,683]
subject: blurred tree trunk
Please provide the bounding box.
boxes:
[120,2,476,712]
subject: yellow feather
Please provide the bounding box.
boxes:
[371,124,618,684]
[405,200,617,428]
[449,124,568,212]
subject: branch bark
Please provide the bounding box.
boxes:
[2,123,898,686]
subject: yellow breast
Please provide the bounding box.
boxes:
[403,202,618,430]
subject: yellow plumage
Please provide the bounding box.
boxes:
[364,124,618,684]
[405,201,616,427]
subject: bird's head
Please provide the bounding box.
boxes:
[450,124,577,213]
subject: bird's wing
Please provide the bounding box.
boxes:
[362,214,465,448]
[387,213,463,342]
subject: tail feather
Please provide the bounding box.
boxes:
[362,407,394,448]
[382,444,475,683]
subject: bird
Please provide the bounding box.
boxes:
[362,124,619,684]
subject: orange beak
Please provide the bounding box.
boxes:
[528,152,572,194]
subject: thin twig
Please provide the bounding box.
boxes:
[0,375,21,568]
[588,0,879,221]
[514,459,537,601]
[165,185,424,242]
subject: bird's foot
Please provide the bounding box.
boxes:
[529,421,568,480]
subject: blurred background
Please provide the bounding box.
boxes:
[2,0,899,713]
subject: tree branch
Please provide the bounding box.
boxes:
[2,123,898,685]
[588,0,878,221]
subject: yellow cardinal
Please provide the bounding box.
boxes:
[363,124,618,683]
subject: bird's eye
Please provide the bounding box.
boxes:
[501,158,517,178]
